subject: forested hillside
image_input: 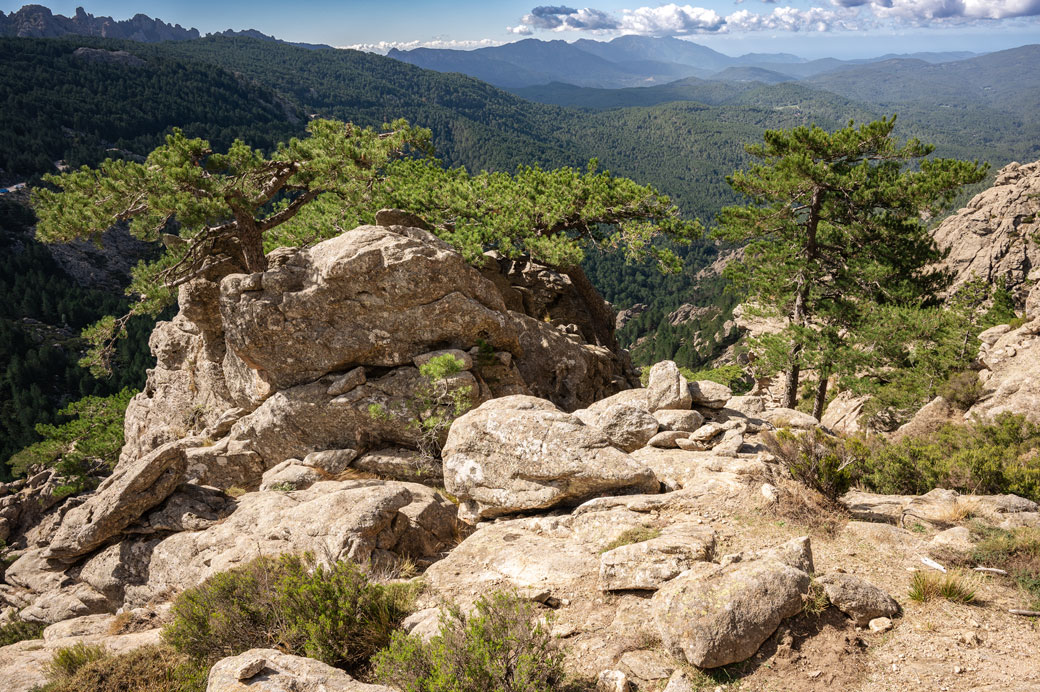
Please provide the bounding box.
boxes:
[2,33,1039,474]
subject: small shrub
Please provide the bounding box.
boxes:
[39,644,206,692]
[163,553,413,673]
[47,643,108,682]
[601,526,661,553]
[802,578,830,616]
[373,590,569,692]
[269,481,297,492]
[763,428,859,499]
[0,619,45,646]
[941,371,985,411]
[678,364,751,394]
[908,570,976,604]
[968,525,1040,609]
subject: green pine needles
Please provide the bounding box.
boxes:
[714,116,987,418]
[32,118,698,376]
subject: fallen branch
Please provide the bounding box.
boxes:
[920,556,947,573]
[973,567,1008,575]
[1009,609,1040,617]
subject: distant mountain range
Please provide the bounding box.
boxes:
[388,34,977,89]
[0,5,329,49]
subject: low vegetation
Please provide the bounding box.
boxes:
[34,644,206,692]
[767,413,1040,503]
[601,525,662,553]
[908,570,977,604]
[960,525,1040,610]
[0,619,44,646]
[163,553,415,672]
[373,590,575,692]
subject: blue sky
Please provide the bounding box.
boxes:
[3,1,1039,58]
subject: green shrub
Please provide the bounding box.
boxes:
[163,553,413,672]
[37,644,206,692]
[853,414,1040,502]
[940,371,985,411]
[373,590,570,692]
[763,428,859,499]
[678,364,750,394]
[0,619,45,646]
[775,414,1040,503]
[7,388,135,493]
[47,643,108,682]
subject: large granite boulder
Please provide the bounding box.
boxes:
[651,558,811,668]
[442,396,659,522]
[220,226,519,390]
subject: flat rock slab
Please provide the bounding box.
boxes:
[600,523,716,591]
[207,648,392,692]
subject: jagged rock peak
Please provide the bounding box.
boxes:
[0,5,200,41]
[932,159,1040,307]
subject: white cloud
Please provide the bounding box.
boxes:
[619,4,726,33]
[507,0,1040,35]
[342,38,504,54]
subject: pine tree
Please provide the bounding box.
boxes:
[714,117,987,416]
[33,118,700,374]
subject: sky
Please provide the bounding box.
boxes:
[3,1,1040,59]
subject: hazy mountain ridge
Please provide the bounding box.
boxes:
[389,33,980,89]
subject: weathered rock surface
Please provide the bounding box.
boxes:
[575,404,659,453]
[45,440,192,561]
[442,396,658,522]
[599,523,716,591]
[652,409,704,433]
[932,159,1040,306]
[820,391,869,435]
[759,407,819,430]
[124,480,461,607]
[220,226,518,390]
[688,380,732,409]
[652,557,811,668]
[207,649,392,692]
[646,361,692,411]
[842,488,1039,528]
[970,317,1040,423]
[817,572,900,626]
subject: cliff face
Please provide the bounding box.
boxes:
[0,5,200,42]
[932,159,1040,307]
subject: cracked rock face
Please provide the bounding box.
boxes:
[931,160,1040,307]
[442,396,660,522]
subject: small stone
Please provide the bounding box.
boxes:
[596,669,630,692]
[761,483,779,503]
[326,367,366,396]
[869,617,893,633]
[235,656,266,680]
[954,666,963,674]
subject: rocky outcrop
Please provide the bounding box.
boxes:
[442,396,659,522]
[931,160,1040,307]
[123,223,635,480]
[969,317,1040,423]
[125,480,460,607]
[0,6,200,41]
[207,649,392,692]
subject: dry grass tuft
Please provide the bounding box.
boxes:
[908,570,977,604]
